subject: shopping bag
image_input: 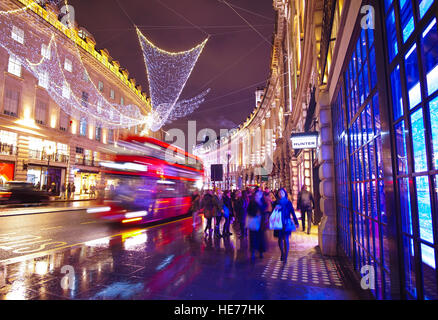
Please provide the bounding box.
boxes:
[247,215,261,231]
[269,208,283,230]
[284,218,297,233]
[223,205,230,219]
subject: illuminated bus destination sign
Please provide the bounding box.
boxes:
[291,133,319,150]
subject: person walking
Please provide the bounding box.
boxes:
[247,190,267,260]
[190,190,201,226]
[297,185,315,234]
[214,190,224,237]
[71,183,76,200]
[66,183,71,200]
[273,188,299,263]
[222,190,233,237]
[61,183,67,199]
[234,190,246,238]
[201,190,216,236]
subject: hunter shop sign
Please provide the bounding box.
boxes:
[291,132,319,149]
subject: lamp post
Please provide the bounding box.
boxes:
[226,150,231,190]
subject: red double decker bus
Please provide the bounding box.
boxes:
[90,136,204,224]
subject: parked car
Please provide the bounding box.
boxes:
[0,181,50,205]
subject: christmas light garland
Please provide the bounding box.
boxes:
[136,27,210,131]
[0,8,150,130]
[0,2,210,132]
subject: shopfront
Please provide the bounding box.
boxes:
[74,170,99,195]
[27,165,65,194]
[0,162,14,185]
[332,0,438,300]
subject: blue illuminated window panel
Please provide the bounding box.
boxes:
[419,0,434,19]
[430,97,438,169]
[395,121,409,174]
[422,245,438,299]
[364,62,370,98]
[376,136,384,178]
[415,176,434,244]
[370,47,377,90]
[391,66,404,120]
[403,236,417,298]
[399,178,413,235]
[379,181,387,223]
[405,45,422,109]
[386,9,399,61]
[422,19,438,97]
[399,0,415,42]
[411,108,428,172]
[373,95,381,135]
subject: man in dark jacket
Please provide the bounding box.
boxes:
[201,190,220,236]
[297,185,315,234]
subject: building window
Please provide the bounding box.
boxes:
[120,97,124,106]
[64,58,73,72]
[41,44,51,60]
[8,55,21,78]
[110,89,115,100]
[0,130,17,156]
[35,100,48,126]
[98,81,104,92]
[11,26,24,44]
[108,129,114,142]
[62,82,70,99]
[95,126,101,142]
[3,87,20,117]
[79,118,87,136]
[38,71,49,89]
[334,26,388,299]
[384,0,438,300]
[81,92,89,108]
[59,111,68,132]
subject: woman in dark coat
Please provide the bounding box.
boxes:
[273,188,299,263]
[248,190,267,259]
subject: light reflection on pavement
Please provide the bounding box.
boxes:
[0,217,366,300]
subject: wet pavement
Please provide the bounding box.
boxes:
[0,215,366,300]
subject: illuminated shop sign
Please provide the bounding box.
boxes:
[290,132,319,150]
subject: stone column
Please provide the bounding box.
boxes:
[15,134,29,182]
[318,92,337,256]
[283,156,292,196]
[290,156,299,208]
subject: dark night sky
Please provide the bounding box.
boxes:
[67,0,275,137]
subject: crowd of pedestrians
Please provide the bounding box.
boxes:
[189,185,315,263]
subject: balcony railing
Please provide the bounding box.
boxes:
[0,143,17,156]
[28,149,69,163]
[75,157,98,167]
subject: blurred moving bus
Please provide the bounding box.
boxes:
[90,136,204,224]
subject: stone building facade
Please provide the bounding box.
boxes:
[0,0,162,196]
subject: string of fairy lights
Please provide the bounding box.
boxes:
[136,27,209,131]
[0,0,210,132]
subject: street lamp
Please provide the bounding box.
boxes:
[226,150,231,190]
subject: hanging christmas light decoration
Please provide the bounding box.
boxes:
[0,7,150,130]
[136,27,210,131]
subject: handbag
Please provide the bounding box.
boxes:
[223,205,230,219]
[269,207,283,230]
[284,218,297,233]
[247,215,261,231]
